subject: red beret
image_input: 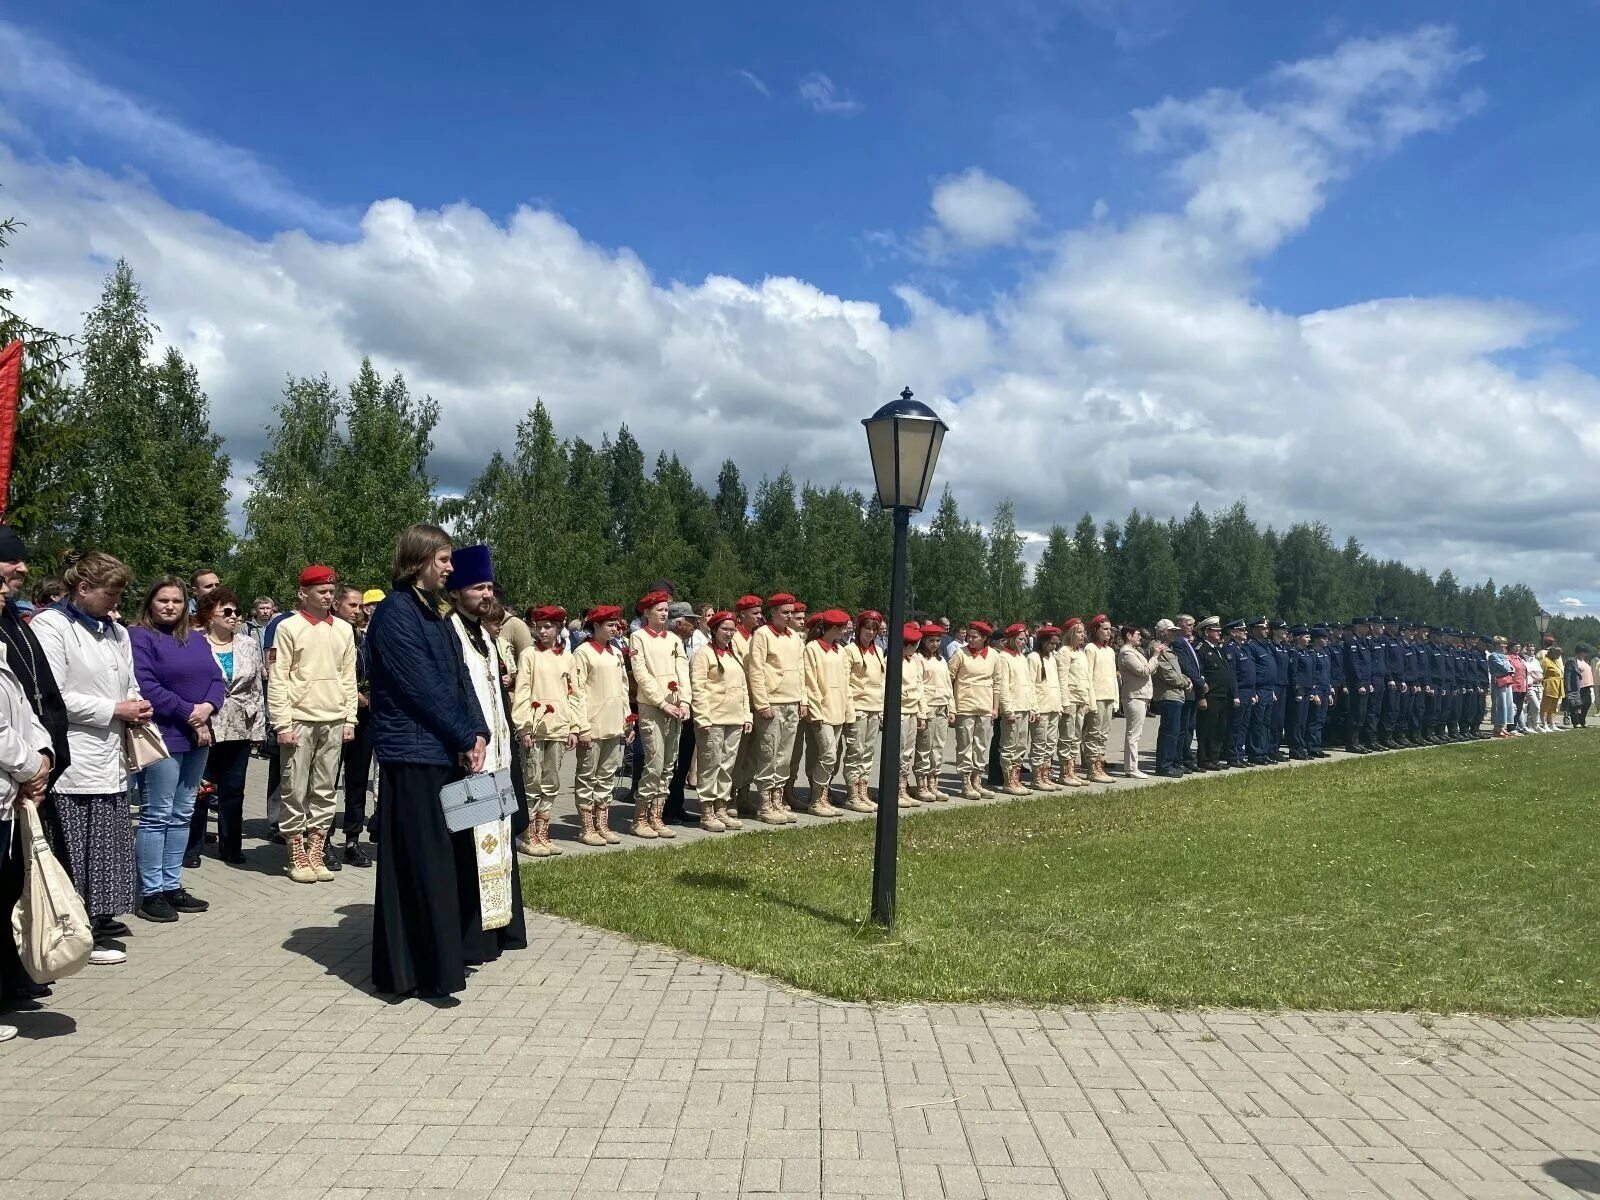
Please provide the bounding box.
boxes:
[902,622,923,644]
[299,565,336,587]
[584,604,622,624]
[969,620,994,636]
[736,594,764,612]
[791,600,808,614]
[636,590,670,614]
[708,610,735,628]
[805,611,825,628]
[528,605,566,624]
[1036,625,1060,638]
[1090,613,1109,628]
[857,610,884,626]
[1062,616,1083,631]
[767,592,797,609]
[1004,622,1027,637]
[918,623,944,638]
[816,608,850,627]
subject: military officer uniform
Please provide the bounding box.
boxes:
[1245,618,1277,764]
[1343,619,1375,752]
[1223,619,1256,767]
[1194,616,1233,769]
[1308,626,1333,756]
[1269,620,1292,758]
[1285,625,1314,759]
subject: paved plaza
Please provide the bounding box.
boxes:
[3,742,1599,1200]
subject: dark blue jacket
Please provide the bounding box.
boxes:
[368,584,489,766]
[1247,638,1277,694]
[1343,637,1373,690]
[1289,646,1315,694]
[1227,640,1256,694]
[1173,635,1205,694]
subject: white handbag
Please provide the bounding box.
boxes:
[11,802,94,983]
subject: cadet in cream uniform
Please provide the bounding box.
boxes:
[571,605,630,846]
[949,621,999,800]
[995,622,1035,796]
[1027,625,1062,790]
[1056,617,1091,787]
[511,604,578,857]
[730,594,765,812]
[627,590,691,839]
[802,609,854,816]
[895,622,926,808]
[745,593,803,826]
[1081,614,1119,783]
[689,611,750,833]
[915,623,953,800]
[842,610,886,814]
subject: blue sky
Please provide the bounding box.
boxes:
[20,1,1600,357]
[3,2,1599,605]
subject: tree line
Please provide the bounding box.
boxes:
[0,239,1553,640]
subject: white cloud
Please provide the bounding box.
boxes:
[797,72,862,116]
[924,168,1037,255]
[1560,598,1585,608]
[4,25,1599,603]
[735,69,770,98]
[0,19,351,236]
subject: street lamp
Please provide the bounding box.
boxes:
[863,387,947,929]
[1536,608,1551,639]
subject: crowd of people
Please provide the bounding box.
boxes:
[1,518,1593,1026]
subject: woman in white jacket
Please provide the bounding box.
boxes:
[0,638,55,1045]
[29,553,151,941]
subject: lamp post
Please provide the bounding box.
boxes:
[1536,608,1551,641]
[863,387,947,929]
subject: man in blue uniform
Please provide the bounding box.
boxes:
[1308,625,1333,757]
[1194,616,1233,770]
[1245,616,1277,765]
[1379,617,1406,749]
[1421,623,1445,743]
[1343,617,1374,753]
[1397,623,1420,746]
[1172,615,1205,773]
[1438,628,1461,740]
[1269,619,1292,759]
[1359,616,1387,750]
[1285,625,1314,760]
[1223,618,1255,767]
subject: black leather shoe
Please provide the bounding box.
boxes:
[323,848,343,873]
[343,842,372,868]
[222,852,247,866]
[1158,768,1183,779]
[182,854,202,869]
[136,894,178,923]
[93,917,132,938]
[165,889,209,914]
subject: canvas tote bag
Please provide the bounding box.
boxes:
[11,802,94,982]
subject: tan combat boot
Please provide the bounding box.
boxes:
[1029,765,1054,792]
[286,834,317,884]
[633,801,658,839]
[921,773,943,801]
[810,782,842,817]
[523,815,552,856]
[542,812,564,855]
[651,801,676,838]
[960,772,982,800]
[757,788,786,825]
[1061,761,1085,788]
[699,803,727,833]
[1089,758,1114,784]
[577,807,606,848]
[306,827,336,881]
[595,804,621,844]
[718,800,743,831]
[898,775,921,808]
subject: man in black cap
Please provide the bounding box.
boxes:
[1223,619,1255,767]
[1268,619,1292,759]
[1342,619,1373,753]
[1284,626,1313,760]
[0,523,85,1002]
[1193,616,1232,770]
[1308,626,1333,757]
[1245,617,1276,765]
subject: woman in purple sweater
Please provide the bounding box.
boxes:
[130,576,225,923]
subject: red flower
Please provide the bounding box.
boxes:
[544,703,555,714]
[667,682,678,693]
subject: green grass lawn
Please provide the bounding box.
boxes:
[522,734,1600,1015]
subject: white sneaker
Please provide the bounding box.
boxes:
[89,947,126,966]
[0,1025,16,1043]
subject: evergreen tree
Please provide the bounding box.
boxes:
[796,485,867,614]
[1198,502,1276,618]
[147,347,232,574]
[1111,510,1179,626]
[1065,513,1107,618]
[983,500,1027,619]
[1031,524,1075,621]
[606,425,648,553]
[712,459,748,545]
[915,487,986,620]
[748,471,803,593]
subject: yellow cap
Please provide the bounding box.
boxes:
[361,588,386,605]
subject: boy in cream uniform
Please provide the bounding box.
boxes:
[783,601,811,813]
[841,610,885,814]
[1028,625,1063,790]
[915,623,953,800]
[627,591,691,839]
[1082,615,1119,784]
[511,605,579,856]
[571,605,630,846]
[689,611,750,833]
[802,610,854,815]
[1056,617,1091,787]
[949,621,999,800]
[995,622,1036,796]
[895,622,926,808]
[745,593,803,826]
[730,594,765,815]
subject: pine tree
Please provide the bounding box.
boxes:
[147,347,232,574]
[712,459,748,545]
[1064,513,1107,619]
[983,500,1027,619]
[748,471,803,594]
[1031,524,1075,621]
[1110,510,1179,626]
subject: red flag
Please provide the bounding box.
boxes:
[0,340,22,520]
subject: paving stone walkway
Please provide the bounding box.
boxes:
[3,742,1599,1200]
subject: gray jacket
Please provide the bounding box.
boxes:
[209,634,265,743]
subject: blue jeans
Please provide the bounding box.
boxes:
[139,747,210,896]
[1492,685,1514,728]
[1154,700,1184,771]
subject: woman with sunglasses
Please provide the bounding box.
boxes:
[186,588,264,866]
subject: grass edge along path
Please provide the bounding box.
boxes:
[520,735,1600,1017]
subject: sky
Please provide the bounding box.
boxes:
[1,1,1598,610]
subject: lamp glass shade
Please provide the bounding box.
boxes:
[1536,610,1551,634]
[862,395,946,511]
